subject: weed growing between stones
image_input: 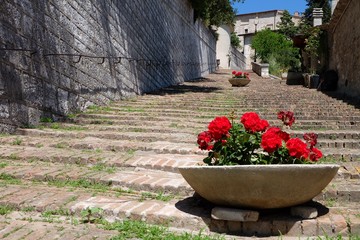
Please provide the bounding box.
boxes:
[11,138,22,145]
[48,123,88,131]
[0,173,22,184]
[80,207,104,223]
[139,191,174,202]
[0,162,8,168]
[102,220,225,240]
[0,205,15,215]
[91,163,116,174]
[21,206,36,212]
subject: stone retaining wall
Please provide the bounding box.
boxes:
[0,0,216,132]
[328,0,360,99]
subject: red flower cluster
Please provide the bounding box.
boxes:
[240,112,269,133]
[208,116,232,140]
[286,138,309,159]
[232,71,249,79]
[278,111,295,127]
[197,110,323,164]
[303,133,318,147]
[304,133,322,162]
[309,147,322,162]
[197,116,231,151]
[197,131,213,151]
[261,127,290,153]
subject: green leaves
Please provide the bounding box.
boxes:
[204,123,263,165]
[190,0,244,26]
[252,29,300,72]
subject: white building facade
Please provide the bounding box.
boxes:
[233,10,301,69]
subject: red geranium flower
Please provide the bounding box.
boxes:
[241,112,269,133]
[286,138,309,159]
[278,111,295,127]
[197,131,213,150]
[309,147,322,162]
[208,116,231,141]
[261,127,290,153]
[232,70,236,75]
[303,133,318,148]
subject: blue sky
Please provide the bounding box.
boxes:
[232,0,308,15]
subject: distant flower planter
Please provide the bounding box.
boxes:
[228,78,251,87]
[229,71,250,87]
[179,164,339,209]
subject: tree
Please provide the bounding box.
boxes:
[277,10,298,39]
[302,0,331,27]
[190,0,245,26]
[251,29,286,63]
[252,29,300,73]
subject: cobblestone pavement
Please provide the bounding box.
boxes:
[0,70,359,239]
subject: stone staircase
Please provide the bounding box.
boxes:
[0,70,359,239]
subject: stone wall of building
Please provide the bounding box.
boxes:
[328,0,360,99]
[0,0,216,132]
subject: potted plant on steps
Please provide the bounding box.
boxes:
[228,71,250,87]
[179,111,339,209]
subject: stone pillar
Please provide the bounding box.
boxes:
[313,8,323,27]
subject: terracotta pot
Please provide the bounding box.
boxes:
[179,164,339,209]
[228,78,250,87]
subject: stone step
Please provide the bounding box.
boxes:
[0,156,358,201]
[15,128,195,143]
[0,144,203,170]
[0,184,359,237]
[37,120,360,137]
[75,112,360,124]
[0,160,192,195]
[100,104,360,114]
[0,213,118,239]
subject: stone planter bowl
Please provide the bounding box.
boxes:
[228,78,250,87]
[178,164,339,209]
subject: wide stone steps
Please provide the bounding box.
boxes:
[0,183,359,237]
[1,70,360,238]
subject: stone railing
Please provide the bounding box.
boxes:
[251,62,269,78]
[230,46,246,70]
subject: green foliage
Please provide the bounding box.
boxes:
[251,29,285,63]
[230,32,241,48]
[277,10,298,39]
[251,29,300,71]
[190,0,244,26]
[304,27,322,58]
[40,117,53,123]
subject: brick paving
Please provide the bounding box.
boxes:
[0,70,360,239]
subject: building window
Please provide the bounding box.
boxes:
[245,29,248,34]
